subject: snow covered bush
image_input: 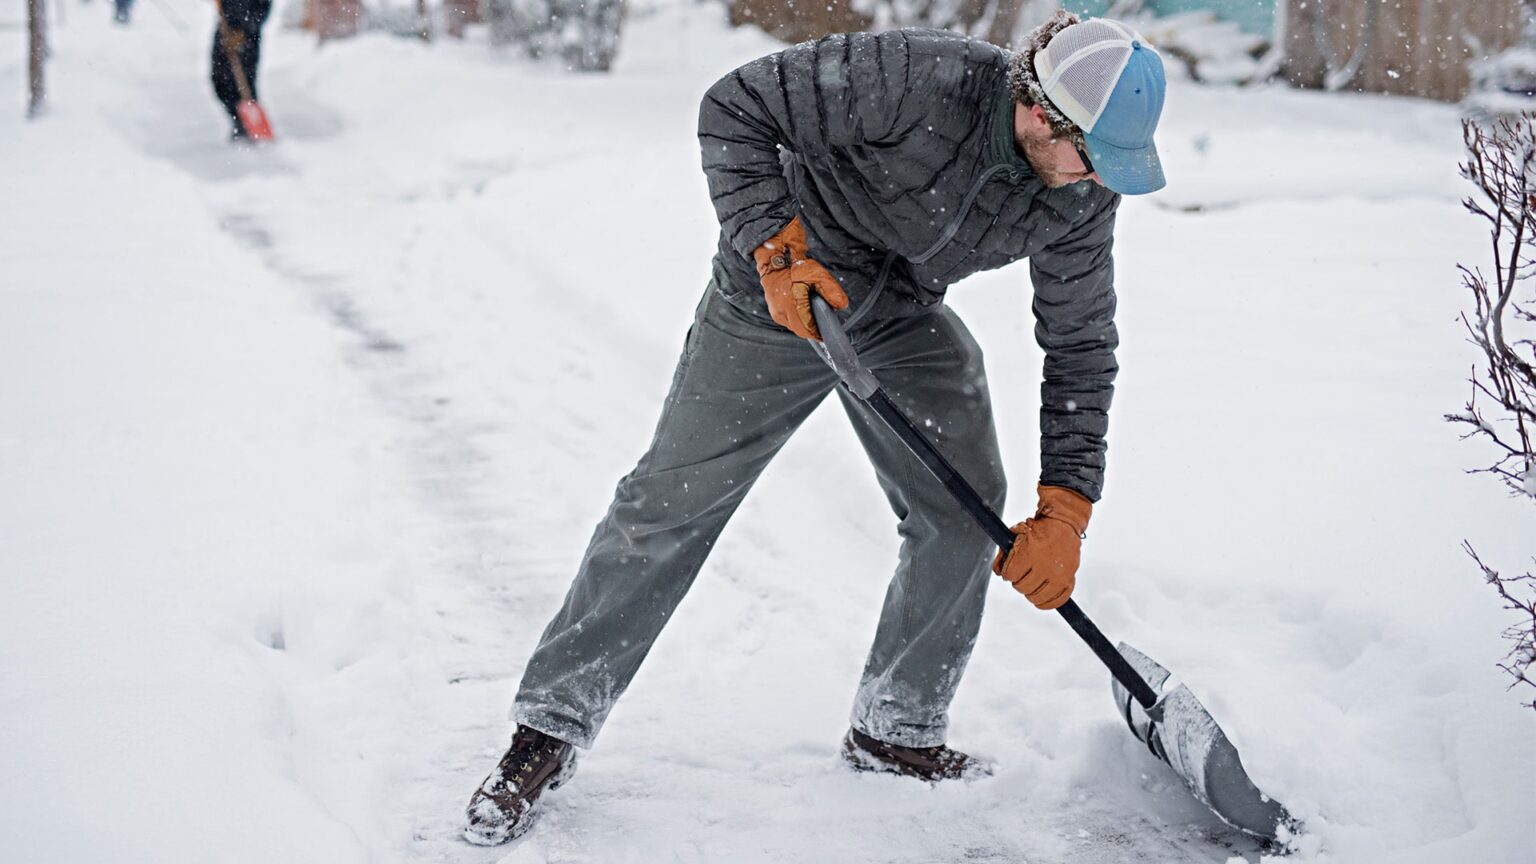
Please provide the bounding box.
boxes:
[1454,117,1536,502]
[851,0,1058,46]
[1117,8,1269,85]
[1463,544,1536,712]
[731,0,1059,48]
[486,0,625,71]
[1452,114,1536,711]
[320,0,627,67]
[1464,1,1536,120]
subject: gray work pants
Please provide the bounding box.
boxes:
[514,285,1006,749]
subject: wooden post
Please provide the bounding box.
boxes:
[27,0,45,117]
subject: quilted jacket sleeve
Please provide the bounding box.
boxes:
[698,32,915,259]
[1028,193,1120,502]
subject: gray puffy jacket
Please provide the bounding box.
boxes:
[698,29,1120,501]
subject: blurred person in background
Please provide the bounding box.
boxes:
[211,0,272,140]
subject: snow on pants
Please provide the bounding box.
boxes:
[514,284,1006,749]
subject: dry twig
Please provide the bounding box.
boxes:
[1464,543,1536,710]
[1453,116,1536,713]
[1451,117,1536,498]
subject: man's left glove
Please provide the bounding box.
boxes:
[993,485,1093,610]
[752,216,849,341]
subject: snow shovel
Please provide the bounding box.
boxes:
[221,24,274,141]
[807,296,1292,842]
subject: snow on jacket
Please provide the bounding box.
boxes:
[697,28,1120,501]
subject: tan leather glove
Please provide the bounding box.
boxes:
[752,217,849,340]
[992,485,1093,610]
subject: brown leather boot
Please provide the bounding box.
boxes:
[464,725,577,845]
[841,728,991,782]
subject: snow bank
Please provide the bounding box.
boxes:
[1,7,433,860]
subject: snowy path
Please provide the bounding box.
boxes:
[3,2,1534,863]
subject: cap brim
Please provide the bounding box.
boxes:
[1084,133,1165,195]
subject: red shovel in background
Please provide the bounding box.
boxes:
[220,23,274,141]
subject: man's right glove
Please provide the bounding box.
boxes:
[992,485,1093,610]
[752,217,849,341]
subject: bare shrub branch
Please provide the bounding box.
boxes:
[1451,117,1536,498]
[1455,115,1536,713]
[1464,543,1536,710]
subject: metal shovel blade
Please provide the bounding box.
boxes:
[1111,643,1291,841]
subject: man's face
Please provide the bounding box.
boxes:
[1014,103,1102,189]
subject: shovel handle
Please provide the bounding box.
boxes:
[809,297,1160,710]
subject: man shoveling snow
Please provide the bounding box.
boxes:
[466,12,1167,844]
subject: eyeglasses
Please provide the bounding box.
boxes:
[1074,141,1095,174]
[1042,102,1094,173]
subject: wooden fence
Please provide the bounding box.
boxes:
[1279,0,1525,102]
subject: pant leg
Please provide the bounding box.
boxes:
[210,30,240,122]
[514,287,839,748]
[239,24,264,102]
[212,0,269,121]
[836,306,1007,748]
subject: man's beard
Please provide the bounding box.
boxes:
[1021,133,1085,189]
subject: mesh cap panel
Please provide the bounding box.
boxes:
[1035,19,1140,132]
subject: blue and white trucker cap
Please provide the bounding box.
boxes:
[1035,19,1167,194]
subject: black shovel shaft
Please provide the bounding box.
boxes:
[864,389,1016,550]
[811,298,1159,710]
[1057,600,1160,710]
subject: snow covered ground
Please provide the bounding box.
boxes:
[2,1,1533,862]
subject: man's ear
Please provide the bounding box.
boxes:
[1016,102,1054,139]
